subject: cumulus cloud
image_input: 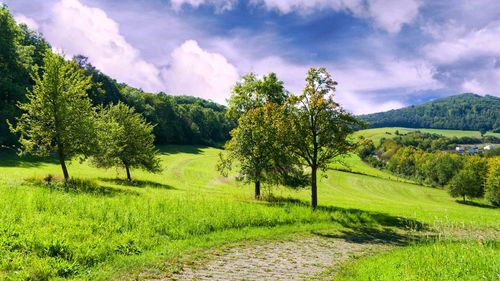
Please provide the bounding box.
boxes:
[43,0,163,92]
[14,14,39,30]
[162,40,240,103]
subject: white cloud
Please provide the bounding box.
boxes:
[43,0,163,92]
[367,0,421,33]
[162,40,240,103]
[251,0,421,33]
[423,21,500,64]
[14,14,39,30]
[461,67,500,96]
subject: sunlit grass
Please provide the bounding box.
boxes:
[0,145,498,279]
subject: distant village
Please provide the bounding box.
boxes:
[455,144,495,154]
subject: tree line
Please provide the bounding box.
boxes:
[218,70,363,209]
[0,5,233,149]
[361,93,500,133]
[358,132,500,206]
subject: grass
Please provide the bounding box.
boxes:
[0,145,498,280]
[336,240,500,280]
[355,127,500,145]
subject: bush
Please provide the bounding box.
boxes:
[485,156,500,206]
[448,156,488,201]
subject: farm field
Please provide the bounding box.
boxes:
[0,144,498,280]
[355,127,500,145]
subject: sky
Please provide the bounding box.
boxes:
[3,0,500,114]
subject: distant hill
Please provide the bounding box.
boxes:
[360,94,500,132]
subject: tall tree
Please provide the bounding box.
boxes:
[288,67,363,209]
[9,50,96,181]
[484,156,499,206]
[92,102,160,181]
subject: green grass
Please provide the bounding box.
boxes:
[355,127,500,145]
[0,145,498,280]
[336,240,500,281]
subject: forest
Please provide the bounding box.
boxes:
[361,93,500,132]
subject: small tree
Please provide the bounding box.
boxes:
[448,155,487,202]
[288,67,364,209]
[10,50,96,181]
[485,156,500,206]
[93,102,160,181]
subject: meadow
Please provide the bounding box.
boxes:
[355,127,500,145]
[0,143,499,280]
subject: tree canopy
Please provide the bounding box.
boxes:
[10,50,96,180]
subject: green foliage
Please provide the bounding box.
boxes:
[448,156,488,201]
[220,73,305,197]
[9,50,96,180]
[288,67,363,208]
[92,102,161,181]
[336,241,499,281]
[416,152,464,186]
[485,156,500,206]
[0,6,49,146]
[226,72,288,121]
[362,93,500,132]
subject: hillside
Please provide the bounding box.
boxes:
[361,94,500,132]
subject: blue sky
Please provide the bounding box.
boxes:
[4,0,500,113]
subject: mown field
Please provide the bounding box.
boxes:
[355,127,500,145]
[0,141,499,280]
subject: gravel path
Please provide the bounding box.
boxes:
[168,234,388,281]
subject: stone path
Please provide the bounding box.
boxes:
[168,235,387,281]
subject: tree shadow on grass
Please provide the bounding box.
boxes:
[311,227,428,246]
[99,178,176,190]
[0,150,59,167]
[25,177,140,197]
[265,195,428,239]
[157,145,205,155]
[455,200,496,209]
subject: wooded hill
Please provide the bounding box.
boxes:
[361,94,500,132]
[0,6,233,147]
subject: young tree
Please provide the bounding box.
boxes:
[10,50,95,181]
[288,67,364,209]
[219,73,305,198]
[485,156,500,206]
[448,155,488,202]
[93,102,160,181]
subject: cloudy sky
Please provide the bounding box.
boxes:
[4,0,500,114]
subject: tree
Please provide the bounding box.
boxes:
[226,72,287,121]
[10,50,96,181]
[219,73,304,198]
[93,102,161,181]
[485,156,500,206]
[448,156,488,202]
[288,67,364,209]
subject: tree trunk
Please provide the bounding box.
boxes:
[255,180,261,199]
[311,166,317,210]
[57,143,69,181]
[125,165,132,182]
[463,195,466,203]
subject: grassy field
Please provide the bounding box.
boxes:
[336,240,499,280]
[355,127,500,145]
[0,145,498,280]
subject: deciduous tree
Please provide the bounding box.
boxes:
[288,67,363,209]
[93,102,160,181]
[10,50,95,181]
